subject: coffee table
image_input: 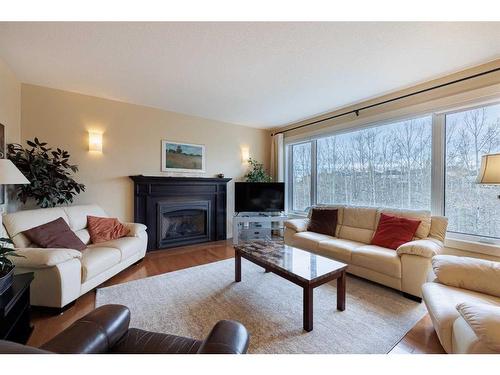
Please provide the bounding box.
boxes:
[234,240,347,332]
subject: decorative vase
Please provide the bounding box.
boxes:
[0,266,14,295]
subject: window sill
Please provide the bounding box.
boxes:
[444,237,500,257]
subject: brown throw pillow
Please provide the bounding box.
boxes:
[23,217,86,251]
[307,208,338,237]
[87,216,130,244]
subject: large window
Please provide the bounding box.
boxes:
[291,142,312,212]
[287,101,500,243]
[316,116,432,209]
[445,103,500,239]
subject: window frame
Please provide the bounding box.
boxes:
[285,97,500,246]
[439,99,500,245]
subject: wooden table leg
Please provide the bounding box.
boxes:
[337,271,346,311]
[235,252,241,282]
[303,286,313,332]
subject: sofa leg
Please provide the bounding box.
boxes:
[402,292,422,303]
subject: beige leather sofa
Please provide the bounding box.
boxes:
[423,255,500,353]
[3,204,147,309]
[284,205,448,299]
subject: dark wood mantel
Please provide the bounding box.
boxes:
[129,175,232,251]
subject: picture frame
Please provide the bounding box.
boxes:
[161,140,206,173]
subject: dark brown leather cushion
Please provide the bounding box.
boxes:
[307,208,338,236]
[23,217,86,251]
[111,328,202,354]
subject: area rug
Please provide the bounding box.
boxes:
[95,259,426,354]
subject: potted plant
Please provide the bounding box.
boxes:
[0,237,24,295]
[244,158,272,182]
[7,138,85,208]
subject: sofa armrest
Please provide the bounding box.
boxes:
[197,320,249,354]
[456,302,500,353]
[284,218,310,233]
[124,222,147,237]
[41,304,131,354]
[431,255,500,298]
[8,248,82,269]
[396,238,443,258]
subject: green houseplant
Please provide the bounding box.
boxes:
[244,158,272,182]
[7,138,85,208]
[0,237,24,295]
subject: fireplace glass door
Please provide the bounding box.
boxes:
[157,201,211,248]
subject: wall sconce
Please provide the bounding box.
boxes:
[241,147,250,163]
[88,131,103,153]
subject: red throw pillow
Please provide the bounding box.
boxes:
[371,213,421,250]
[23,217,86,251]
[87,215,130,244]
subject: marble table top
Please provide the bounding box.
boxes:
[234,240,347,282]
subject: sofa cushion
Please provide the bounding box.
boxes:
[292,231,334,251]
[3,207,70,248]
[308,208,338,236]
[351,245,401,278]
[317,238,363,263]
[378,209,431,239]
[74,229,91,245]
[422,281,500,353]
[87,216,130,244]
[95,237,143,260]
[23,217,86,251]
[432,255,500,298]
[338,207,377,244]
[80,246,121,282]
[63,204,108,231]
[371,213,421,250]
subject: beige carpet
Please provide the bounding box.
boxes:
[95,259,426,353]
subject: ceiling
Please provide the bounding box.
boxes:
[0,22,499,129]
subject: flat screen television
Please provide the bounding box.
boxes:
[235,182,285,213]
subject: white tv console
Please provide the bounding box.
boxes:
[232,213,289,245]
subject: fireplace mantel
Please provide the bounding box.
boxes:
[129,175,232,250]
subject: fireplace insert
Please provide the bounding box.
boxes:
[157,201,211,248]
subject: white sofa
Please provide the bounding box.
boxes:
[3,204,147,309]
[423,255,500,353]
[284,205,448,299]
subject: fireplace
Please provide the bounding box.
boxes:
[158,201,211,248]
[130,175,231,250]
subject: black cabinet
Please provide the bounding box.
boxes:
[0,272,34,344]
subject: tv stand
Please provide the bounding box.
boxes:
[232,212,289,245]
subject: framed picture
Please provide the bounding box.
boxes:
[161,140,205,173]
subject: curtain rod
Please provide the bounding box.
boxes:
[271,66,500,136]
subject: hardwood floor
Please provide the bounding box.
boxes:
[27,240,445,353]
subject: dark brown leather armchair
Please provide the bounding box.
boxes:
[0,305,250,354]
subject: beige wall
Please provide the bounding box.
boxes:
[0,58,21,146]
[20,84,270,237]
[0,58,21,217]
